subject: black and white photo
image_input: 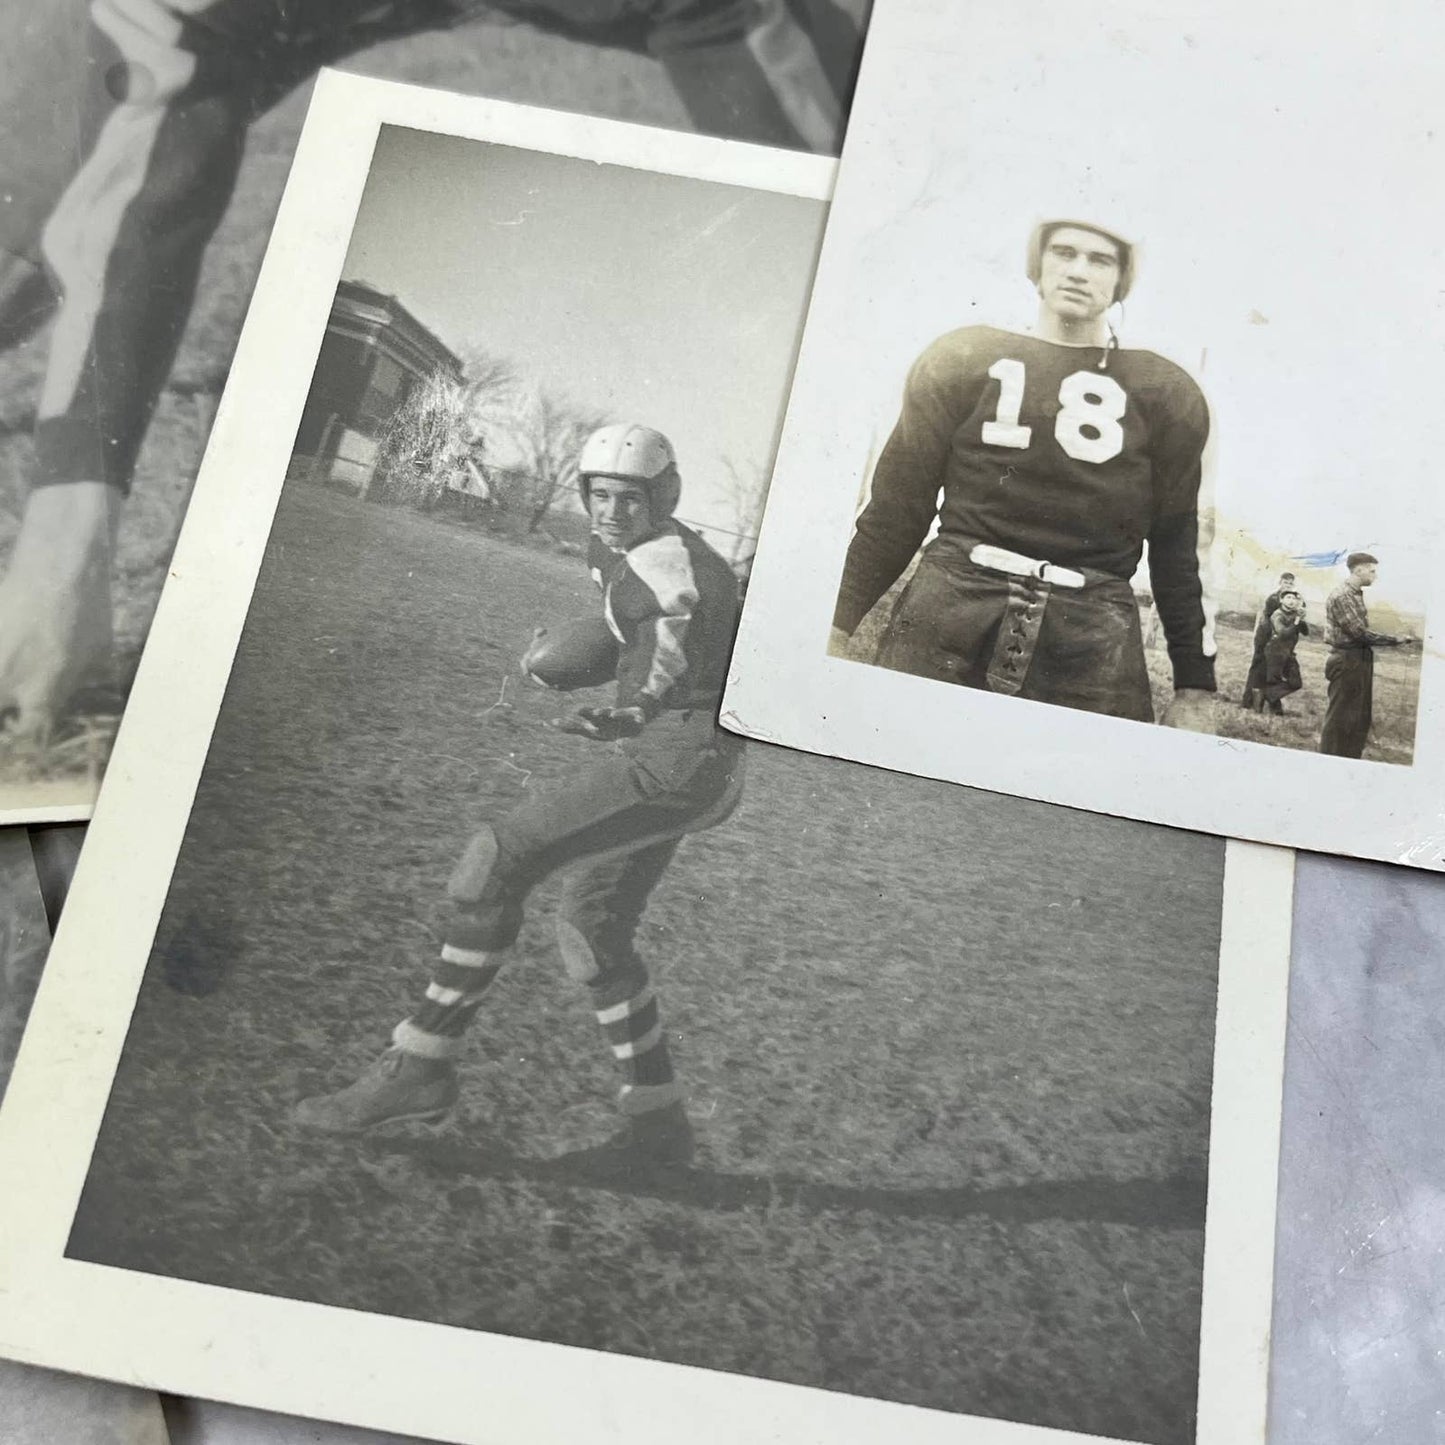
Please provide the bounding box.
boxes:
[0,76,1289,1445]
[0,0,866,825]
[722,0,1445,869]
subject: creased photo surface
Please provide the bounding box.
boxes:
[721,0,1445,871]
[0,77,1287,1445]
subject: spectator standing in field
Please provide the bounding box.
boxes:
[1319,553,1414,758]
[1241,569,1296,709]
[295,425,744,1170]
[0,0,861,739]
[1253,588,1307,716]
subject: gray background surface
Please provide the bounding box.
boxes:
[1268,852,1445,1440]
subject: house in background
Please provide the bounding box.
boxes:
[292,279,462,495]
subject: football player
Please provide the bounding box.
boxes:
[829,217,1216,729]
[294,424,744,1168]
[0,0,861,738]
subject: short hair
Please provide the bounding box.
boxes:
[1278,572,1296,582]
[1346,552,1379,570]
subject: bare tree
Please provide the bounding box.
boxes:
[369,345,524,510]
[372,343,605,533]
[717,454,771,568]
[465,382,608,533]
[518,391,611,533]
[370,369,467,509]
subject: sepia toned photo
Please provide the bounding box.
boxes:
[0,76,1290,1445]
[722,0,1445,871]
[829,223,1422,764]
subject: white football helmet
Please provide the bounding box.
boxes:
[1026,217,1138,303]
[577,423,681,518]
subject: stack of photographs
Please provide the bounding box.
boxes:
[0,0,1441,1440]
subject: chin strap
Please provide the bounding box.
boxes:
[1098,301,1125,370]
[1098,320,1121,367]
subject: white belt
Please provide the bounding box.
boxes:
[969,544,1086,589]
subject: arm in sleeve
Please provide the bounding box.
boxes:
[1327,589,1399,647]
[614,544,701,718]
[833,337,964,635]
[1145,377,1216,691]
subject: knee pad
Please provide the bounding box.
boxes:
[447,825,500,903]
[554,916,649,996]
[554,917,601,984]
[556,916,650,1005]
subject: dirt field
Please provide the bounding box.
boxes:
[69,484,1223,1444]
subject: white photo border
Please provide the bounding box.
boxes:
[0,71,1289,1445]
[0,789,95,828]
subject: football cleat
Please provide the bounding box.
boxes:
[291,1049,459,1134]
[558,1100,697,1175]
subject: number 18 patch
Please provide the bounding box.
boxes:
[981,358,1128,464]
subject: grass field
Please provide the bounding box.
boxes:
[1155,620,1421,766]
[844,578,1422,765]
[70,485,1224,1444]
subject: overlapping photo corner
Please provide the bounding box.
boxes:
[720,0,1445,871]
[0,826,172,1445]
[0,0,868,824]
[0,75,1288,1445]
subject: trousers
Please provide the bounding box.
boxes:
[877,541,1155,722]
[1320,648,1373,758]
[444,709,743,986]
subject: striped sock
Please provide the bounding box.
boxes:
[392,943,504,1061]
[593,982,684,1115]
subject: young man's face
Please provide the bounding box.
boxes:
[1038,225,1123,323]
[1352,561,1380,587]
[1280,592,1304,614]
[588,477,654,551]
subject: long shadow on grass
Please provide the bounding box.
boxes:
[366,1135,1205,1231]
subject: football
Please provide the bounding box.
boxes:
[521,616,621,691]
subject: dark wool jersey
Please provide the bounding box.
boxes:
[589,521,740,716]
[836,326,1214,689]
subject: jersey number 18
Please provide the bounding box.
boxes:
[980,358,1127,464]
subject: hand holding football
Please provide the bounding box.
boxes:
[549,705,647,741]
[521,616,621,691]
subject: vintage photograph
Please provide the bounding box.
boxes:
[0,0,866,825]
[722,0,1445,871]
[0,78,1288,1445]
